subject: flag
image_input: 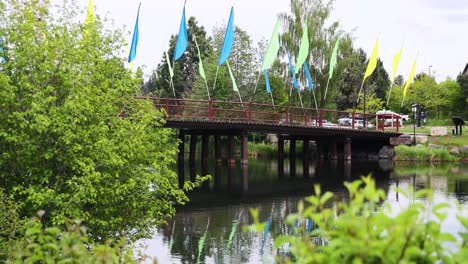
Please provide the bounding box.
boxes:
[261,19,280,71]
[218,7,234,66]
[391,48,403,85]
[173,5,188,61]
[165,51,174,78]
[264,70,271,93]
[329,34,341,79]
[226,61,238,92]
[363,36,379,82]
[402,55,418,104]
[0,40,5,64]
[83,0,95,39]
[303,62,314,90]
[194,37,206,80]
[295,22,309,74]
[128,3,141,63]
[288,54,299,90]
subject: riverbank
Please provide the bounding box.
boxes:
[394,134,468,162]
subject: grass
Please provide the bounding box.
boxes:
[386,126,432,134]
[394,145,457,162]
[248,141,303,157]
[428,135,468,148]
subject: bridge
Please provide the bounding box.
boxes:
[140,97,403,189]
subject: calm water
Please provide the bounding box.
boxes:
[139,159,468,263]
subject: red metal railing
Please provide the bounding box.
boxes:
[136,97,400,132]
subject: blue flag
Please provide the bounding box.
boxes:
[173,5,188,61]
[128,3,141,63]
[217,7,234,66]
[264,70,271,93]
[0,37,5,63]
[303,62,314,90]
[288,54,299,90]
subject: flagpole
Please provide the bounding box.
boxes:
[237,90,244,107]
[171,60,176,97]
[270,92,275,107]
[250,70,262,101]
[386,83,394,107]
[312,88,319,113]
[324,78,331,101]
[213,66,220,91]
[298,89,304,108]
[357,80,365,104]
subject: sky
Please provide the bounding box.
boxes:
[76,0,468,82]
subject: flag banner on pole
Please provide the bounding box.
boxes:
[83,0,95,39]
[295,22,309,74]
[165,51,174,78]
[194,37,206,80]
[173,5,188,61]
[0,39,5,63]
[288,53,299,90]
[363,36,379,82]
[402,55,418,105]
[218,7,234,66]
[392,48,403,85]
[303,62,314,90]
[128,2,141,63]
[329,34,340,79]
[264,70,271,93]
[261,19,280,71]
[226,61,238,92]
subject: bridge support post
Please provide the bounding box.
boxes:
[240,131,248,192]
[290,138,296,178]
[303,140,310,178]
[344,160,352,179]
[201,135,209,189]
[228,135,235,167]
[317,140,326,160]
[177,130,185,189]
[214,135,222,166]
[278,135,285,179]
[344,137,352,161]
[189,134,197,182]
[329,139,338,160]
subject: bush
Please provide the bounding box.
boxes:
[247,176,468,263]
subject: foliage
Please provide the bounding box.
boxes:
[7,213,143,264]
[247,176,468,263]
[354,92,384,114]
[0,0,201,242]
[457,73,468,101]
[394,145,456,162]
[0,188,25,260]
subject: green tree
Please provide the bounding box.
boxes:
[456,73,468,102]
[150,17,212,97]
[367,58,391,101]
[0,0,199,241]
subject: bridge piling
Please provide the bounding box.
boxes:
[214,135,222,166]
[241,131,248,166]
[228,135,235,167]
[344,137,352,160]
[329,139,338,160]
[278,135,285,179]
[289,138,296,178]
[189,134,197,182]
[177,130,185,189]
[201,135,209,189]
[303,140,310,178]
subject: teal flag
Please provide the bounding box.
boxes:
[303,62,314,90]
[128,3,141,63]
[295,23,309,74]
[173,5,188,61]
[288,54,299,90]
[218,7,234,66]
[261,19,280,71]
[264,70,271,93]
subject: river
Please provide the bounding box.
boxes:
[139,158,468,263]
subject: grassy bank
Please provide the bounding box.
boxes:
[394,145,457,162]
[248,142,303,157]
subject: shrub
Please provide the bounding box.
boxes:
[247,176,468,263]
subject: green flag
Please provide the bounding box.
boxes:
[261,19,280,71]
[391,48,403,85]
[295,22,309,74]
[402,55,418,106]
[165,51,174,78]
[329,35,341,79]
[83,0,95,39]
[226,61,238,92]
[363,37,379,82]
[193,36,206,80]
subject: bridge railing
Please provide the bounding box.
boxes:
[136,97,399,132]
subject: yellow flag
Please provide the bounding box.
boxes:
[391,48,403,85]
[83,0,95,39]
[363,37,379,82]
[402,55,418,106]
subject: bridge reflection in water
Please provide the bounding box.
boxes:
[138,97,402,189]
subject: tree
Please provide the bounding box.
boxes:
[279,0,344,108]
[0,0,199,241]
[149,17,211,97]
[367,58,390,101]
[457,73,468,101]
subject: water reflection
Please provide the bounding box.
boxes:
[140,160,468,264]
